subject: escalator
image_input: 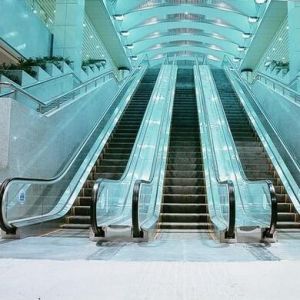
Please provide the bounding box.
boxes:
[62,68,160,229]
[211,69,300,230]
[159,68,209,231]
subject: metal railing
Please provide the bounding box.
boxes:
[254,72,300,105]
[0,70,116,113]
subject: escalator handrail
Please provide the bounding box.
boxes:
[221,55,277,236]
[131,60,177,238]
[91,63,171,234]
[0,66,144,234]
[195,63,236,238]
[0,70,116,113]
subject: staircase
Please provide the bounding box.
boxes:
[159,68,210,232]
[62,69,160,229]
[211,69,300,230]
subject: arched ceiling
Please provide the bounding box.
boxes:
[105,0,269,66]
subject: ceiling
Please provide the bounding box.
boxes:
[104,0,269,66]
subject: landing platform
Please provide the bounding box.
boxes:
[1,230,300,299]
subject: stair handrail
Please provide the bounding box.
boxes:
[1,71,83,99]
[287,73,300,90]
[131,59,177,238]
[0,81,45,108]
[0,65,142,234]
[222,55,277,237]
[195,62,236,239]
[0,69,116,113]
[91,60,172,237]
[254,71,300,105]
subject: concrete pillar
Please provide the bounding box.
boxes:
[0,99,11,170]
[53,0,85,75]
[288,2,300,82]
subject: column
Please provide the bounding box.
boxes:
[52,0,85,75]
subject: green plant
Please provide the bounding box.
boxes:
[81,58,106,68]
[0,56,74,84]
[0,69,21,85]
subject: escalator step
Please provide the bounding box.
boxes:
[162,203,207,214]
[158,222,210,230]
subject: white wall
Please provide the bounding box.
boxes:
[0,78,119,181]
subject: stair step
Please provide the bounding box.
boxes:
[77,197,92,206]
[163,194,206,204]
[165,171,204,178]
[163,186,206,194]
[91,172,122,180]
[162,203,207,213]
[159,222,210,230]
[161,213,209,223]
[167,164,202,171]
[96,165,126,173]
[80,188,92,197]
[61,224,90,229]
[278,213,297,222]
[277,222,300,229]
[74,206,90,216]
[98,159,128,167]
[66,215,90,224]
[164,178,205,186]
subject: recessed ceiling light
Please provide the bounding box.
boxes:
[120,31,130,36]
[233,57,241,62]
[242,32,252,39]
[113,15,124,21]
[131,56,138,61]
[237,46,247,51]
[126,44,134,49]
[207,55,220,61]
[255,0,268,4]
[248,16,259,23]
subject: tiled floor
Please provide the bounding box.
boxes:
[1,230,300,299]
[0,230,300,262]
